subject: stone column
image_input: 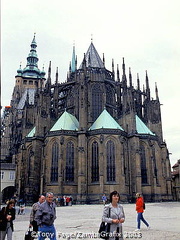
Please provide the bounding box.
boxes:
[99,138,104,194]
[58,138,64,195]
[77,133,87,202]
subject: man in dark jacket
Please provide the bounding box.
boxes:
[0,200,16,240]
[35,192,56,240]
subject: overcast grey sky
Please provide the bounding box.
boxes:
[1,0,180,167]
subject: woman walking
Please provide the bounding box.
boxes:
[135,193,150,231]
[102,190,125,240]
[0,200,16,240]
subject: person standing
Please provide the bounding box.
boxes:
[29,195,45,233]
[35,192,56,240]
[135,193,150,231]
[0,200,16,240]
[102,190,125,240]
[102,194,107,205]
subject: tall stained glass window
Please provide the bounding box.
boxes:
[66,141,74,182]
[106,140,115,182]
[140,144,148,184]
[51,142,59,182]
[92,84,102,121]
[91,141,99,182]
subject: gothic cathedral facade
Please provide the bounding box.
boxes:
[2,35,172,203]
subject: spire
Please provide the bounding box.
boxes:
[82,53,87,70]
[122,57,126,76]
[26,33,38,68]
[145,70,149,89]
[55,67,58,85]
[48,61,51,79]
[137,73,140,90]
[71,43,76,72]
[117,64,120,82]
[145,70,150,99]
[142,84,145,101]
[21,34,43,78]
[122,58,127,85]
[45,61,52,89]
[69,61,72,73]
[112,59,115,76]
[103,53,105,67]
[155,82,159,101]
[79,42,104,69]
[129,68,132,87]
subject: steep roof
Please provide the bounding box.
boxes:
[27,126,36,138]
[136,115,155,135]
[50,111,79,131]
[79,42,104,69]
[89,109,124,131]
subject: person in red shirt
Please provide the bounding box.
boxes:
[135,193,150,231]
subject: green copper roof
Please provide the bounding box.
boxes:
[136,115,155,135]
[50,111,79,131]
[27,126,36,138]
[89,109,124,131]
[18,34,45,78]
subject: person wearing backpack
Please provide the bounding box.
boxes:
[135,193,150,231]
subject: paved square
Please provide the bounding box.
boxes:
[9,202,180,240]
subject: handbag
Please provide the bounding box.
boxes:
[24,228,34,240]
[99,207,111,239]
[143,202,146,210]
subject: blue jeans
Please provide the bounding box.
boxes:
[38,224,56,240]
[137,212,149,229]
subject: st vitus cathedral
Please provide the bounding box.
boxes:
[1,35,172,203]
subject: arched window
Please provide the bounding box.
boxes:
[51,142,59,182]
[66,141,74,182]
[106,140,115,182]
[91,141,99,182]
[92,85,102,121]
[140,144,148,184]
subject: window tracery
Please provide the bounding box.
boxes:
[106,140,115,182]
[51,142,59,182]
[91,141,99,182]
